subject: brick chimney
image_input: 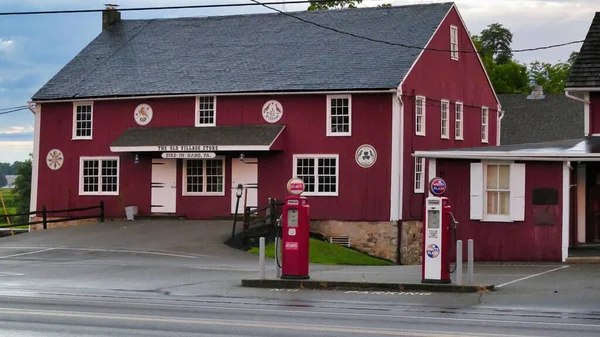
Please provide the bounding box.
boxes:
[102,4,121,30]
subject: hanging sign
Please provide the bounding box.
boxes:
[161,152,216,159]
[429,177,447,196]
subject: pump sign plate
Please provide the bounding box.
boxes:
[429,177,447,196]
[287,177,305,195]
[426,244,440,258]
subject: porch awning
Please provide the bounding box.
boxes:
[110,124,285,152]
[414,137,600,161]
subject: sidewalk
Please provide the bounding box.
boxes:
[241,261,570,293]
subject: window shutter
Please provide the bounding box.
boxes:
[470,162,483,220]
[510,163,526,221]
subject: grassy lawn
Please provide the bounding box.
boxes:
[0,189,23,226]
[248,238,393,266]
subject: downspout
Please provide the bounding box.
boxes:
[565,90,590,105]
[496,107,504,146]
[565,91,591,136]
[395,88,404,265]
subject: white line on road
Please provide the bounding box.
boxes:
[0,248,53,259]
[496,266,570,288]
[0,247,198,259]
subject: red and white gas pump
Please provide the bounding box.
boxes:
[280,177,310,280]
[422,177,455,284]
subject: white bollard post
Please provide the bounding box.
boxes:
[468,239,474,284]
[456,240,463,285]
[259,237,265,280]
[275,237,281,278]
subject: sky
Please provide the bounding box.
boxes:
[0,0,597,163]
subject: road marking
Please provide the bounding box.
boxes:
[345,291,432,296]
[270,288,299,292]
[0,247,198,259]
[496,266,570,288]
[0,248,53,259]
[0,272,24,276]
[0,307,539,337]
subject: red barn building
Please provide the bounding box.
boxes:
[415,12,600,263]
[29,3,499,263]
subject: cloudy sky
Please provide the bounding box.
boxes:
[0,0,597,163]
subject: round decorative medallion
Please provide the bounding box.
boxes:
[355,144,377,168]
[46,149,64,170]
[262,100,283,123]
[134,103,153,125]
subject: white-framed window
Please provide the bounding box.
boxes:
[481,106,489,143]
[414,156,425,193]
[73,102,93,140]
[450,25,459,60]
[455,102,464,140]
[195,96,216,127]
[79,157,119,195]
[440,100,449,139]
[415,95,426,136]
[293,154,339,196]
[182,158,225,196]
[326,95,351,136]
[470,162,525,222]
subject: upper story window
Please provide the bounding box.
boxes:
[440,100,449,139]
[481,106,489,143]
[415,96,426,136]
[326,95,351,136]
[183,158,225,195]
[414,156,425,193]
[455,102,464,140]
[196,96,216,127]
[73,103,93,140]
[293,154,339,196]
[79,157,119,195]
[450,25,459,60]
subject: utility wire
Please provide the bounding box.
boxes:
[0,107,29,115]
[249,0,584,54]
[0,106,27,112]
[0,1,324,16]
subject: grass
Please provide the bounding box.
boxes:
[248,238,393,266]
[0,189,26,227]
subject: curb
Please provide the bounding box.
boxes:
[241,279,494,293]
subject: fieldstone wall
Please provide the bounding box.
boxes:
[400,220,423,265]
[310,220,398,263]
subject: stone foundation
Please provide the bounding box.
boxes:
[310,220,398,262]
[399,220,423,265]
[29,217,107,231]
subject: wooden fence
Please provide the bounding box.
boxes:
[0,201,105,230]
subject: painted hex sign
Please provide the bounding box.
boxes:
[46,149,64,170]
[429,177,447,196]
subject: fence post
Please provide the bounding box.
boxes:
[100,201,105,222]
[269,198,276,228]
[42,206,47,230]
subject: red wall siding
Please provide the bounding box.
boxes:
[589,92,600,134]
[401,7,499,220]
[37,94,392,221]
[435,159,563,262]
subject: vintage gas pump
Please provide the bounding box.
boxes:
[280,177,310,279]
[422,177,456,284]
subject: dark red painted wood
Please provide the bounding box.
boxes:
[435,159,563,262]
[401,7,499,220]
[36,94,393,221]
[589,92,600,135]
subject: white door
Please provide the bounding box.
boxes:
[231,158,258,214]
[151,159,177,213]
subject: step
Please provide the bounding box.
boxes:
[565,256,600,264]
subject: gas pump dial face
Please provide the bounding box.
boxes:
[427,210,440,229]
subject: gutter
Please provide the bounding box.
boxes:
[564,90,590,104]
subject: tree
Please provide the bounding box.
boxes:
[528,60,571,94]
[377,3,392,7]
[308,0,362,10]
[568,51,579,66]
[0,172,6,188]
[477,23,513,65]
[13,156,31,214]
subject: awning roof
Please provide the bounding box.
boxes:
[414,137,600,161]
[110,124,285,152]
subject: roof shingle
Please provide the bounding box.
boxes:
[566,12,600,88]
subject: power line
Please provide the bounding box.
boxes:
[0,107,29,115]
[0,1,322,16]
[0,106,27,112]
[249,0,584,54]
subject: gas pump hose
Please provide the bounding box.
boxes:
[275,215,283,269]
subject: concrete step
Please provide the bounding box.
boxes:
[565,256,600,264]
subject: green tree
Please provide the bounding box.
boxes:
[308,0,362,10]
[528,60,571,94]
[478,23,513,65]
[568,51,579,66]
[13,156,31,214]
[378,3,392,7]
[0,171,6,188]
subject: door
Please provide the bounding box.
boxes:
[231,158,258,214]
[151,159,177,213]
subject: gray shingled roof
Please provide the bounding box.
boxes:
[499,94,584,145]
[111,124,285,149]
[566,12,600,88]
[32,3,453,101]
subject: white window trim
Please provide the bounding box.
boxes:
[482,106,489,143]
[415,95,426,136]
[195,96,217,127]
[326,95,352,137]
[440,99,449,139]
[72,102,93,140]
[292,154,339,196]
[414,156,425,193]
[78,156,120,196]
[182,156,226,196]
[481,161,513,222]
[455,102,464,140]
[450,25,459,61]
